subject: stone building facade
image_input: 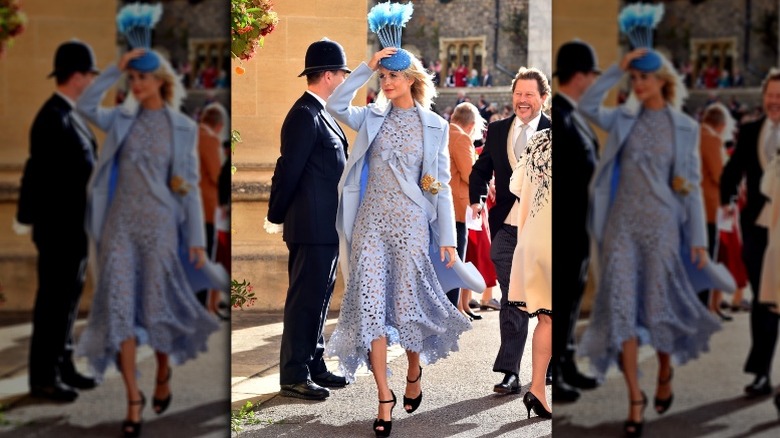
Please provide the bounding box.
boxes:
[649,0,777,87]
[384,0,528,86]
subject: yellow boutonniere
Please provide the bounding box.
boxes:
[420,173,442,195]
[170,175,191,196]
[671,175,692,195]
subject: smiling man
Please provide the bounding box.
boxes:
[469,67,551,395]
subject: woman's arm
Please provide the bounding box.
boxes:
[76,49,146,131]
[326,48,397,131]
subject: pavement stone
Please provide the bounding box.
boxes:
[555,310,780,438]
[231,308,552,437]
[0,317,231,437]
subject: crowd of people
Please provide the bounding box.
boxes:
[265,30,554,435]
[553,34,780,437]
[14,37,230,438]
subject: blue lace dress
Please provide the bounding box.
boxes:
[579,107,720,379]
[326,106,472,382]
[76,108,220,378]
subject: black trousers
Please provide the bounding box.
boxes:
[446,221,467,307]
[552,241,589,369]
[279,243,339,385]
[196,222,216,306]
[491,225,529,375]
[697,222,719,306]
[742,225,775,376]
[29,238,87,387]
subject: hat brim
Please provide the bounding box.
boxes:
[298,65,352,77]
[629,50,662,73]
[47,67,101,78]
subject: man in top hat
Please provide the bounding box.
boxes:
[15,40,100,401]
[550,40,601,402]
[267,37,351,400]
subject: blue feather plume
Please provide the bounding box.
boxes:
[116,2,163,49]
[618,2,664,49]
[367,1,414,48]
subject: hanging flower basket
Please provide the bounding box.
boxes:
[0,0,27,58]
[231,0,278,62]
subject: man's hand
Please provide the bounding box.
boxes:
[470,203,483,220]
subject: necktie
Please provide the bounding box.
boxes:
[514,124,528,161]
[766,122,780,164]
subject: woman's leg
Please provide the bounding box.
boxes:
[369,337,393,431]
[404,350,422,411]
[655,351,672,408]
[154,351,171,404]
[118,338,142,424]
[621,338,644,423]
[530,314,552,412]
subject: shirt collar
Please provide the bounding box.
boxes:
[55,91,76,109]
[558,91,578,110]
[306,90,328,109]
[515,111,542,131]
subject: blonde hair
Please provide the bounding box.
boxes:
[375,54,437,110]
[123,50,187,112]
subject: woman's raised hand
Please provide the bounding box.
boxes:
[118,48,147,71]
[368,47,398,71]
[620,48,649,71]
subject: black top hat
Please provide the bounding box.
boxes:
[553,41,600,78]
[47,41,100,79]
[298,38,351,77]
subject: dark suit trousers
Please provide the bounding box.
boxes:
[743,225,776,376]
[446,221,467,307]
[279,243,338,385]
[553,248,588,365]
[491,225,529,375]
[29,240,86,386]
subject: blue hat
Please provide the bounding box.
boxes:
[367,1,415,71]
[116,2,163,72]
[618,2,665,72]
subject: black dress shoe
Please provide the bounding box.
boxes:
[493,373,520,394]
[280,380,330,400]
[312,371,348,388]
[744,375,772,399]
[552,379,581,403]
[61,371,98,390]
[464,310,482,320]
[30,382,78,402]
[561,360,598,389]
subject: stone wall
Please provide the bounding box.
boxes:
[652,0,777,87]
[388,0,527,87]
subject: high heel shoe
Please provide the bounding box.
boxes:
[464,310,482,320]
[373,390,397,437]
[654,367,673,414]
[122,392,146,438]
[624,391,647,438]
[153,366,172,415]
[522,391,552,419]
[774,393,780,419]
[403,366,423,414]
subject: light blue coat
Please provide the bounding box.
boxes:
[326,62,458,284]
[77,65,206,257]
[579,64,707,253]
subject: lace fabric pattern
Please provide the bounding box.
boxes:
[524,128,551,218]
[579,108,720,379]
[325,106,471,382]
[76,108,219,378]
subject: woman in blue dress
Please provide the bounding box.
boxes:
[325,48,472,437]
[577,48,720,437]
[75,48,220,437]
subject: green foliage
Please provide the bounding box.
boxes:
[231,279,256,310]
[230,401,266,433]
[231,0,279,61]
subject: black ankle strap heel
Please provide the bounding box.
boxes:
[403,366,423,414]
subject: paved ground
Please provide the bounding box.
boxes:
[231,307,552,437]
[555,309,780,438]
[0,317,231,437]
